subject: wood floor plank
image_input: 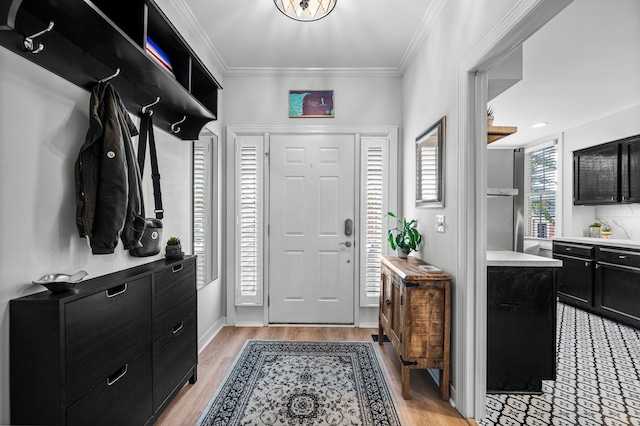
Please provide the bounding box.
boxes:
[154,327,476,426]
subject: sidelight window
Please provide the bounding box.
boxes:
[193,133,218,288]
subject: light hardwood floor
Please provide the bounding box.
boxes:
[155,326,477,426]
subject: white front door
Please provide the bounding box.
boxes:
[269,134,355,324]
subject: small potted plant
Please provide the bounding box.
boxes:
[165,237,184,260]
[387,212,422,258]
[601,227,612,239]
[589,222,601,238]
[487,105,495,126]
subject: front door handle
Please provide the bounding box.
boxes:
[339,241,352,248]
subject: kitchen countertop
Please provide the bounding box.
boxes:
[487,250,563,267]
[553,237,640,250]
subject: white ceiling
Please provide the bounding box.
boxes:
[488,0,640,148]
[181,0,639,146]
[183,0,437,72]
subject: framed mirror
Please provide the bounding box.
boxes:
[416,116,446,208]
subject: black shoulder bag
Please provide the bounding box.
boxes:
[130,112,164,257]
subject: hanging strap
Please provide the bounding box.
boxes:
[137,113,164,220]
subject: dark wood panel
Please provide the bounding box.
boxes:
[553,254,594,307]
[487,267,558,393]
[153,258,196,338]
[65,276,152,403]
[10,303,63,425]
[153,312,197,411]
[597,262,640,328]
[66,347,153,426]
[553,242,594,258]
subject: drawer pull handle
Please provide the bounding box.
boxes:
[619,255,627,259]
[385,300,391,308]
[173,321,184,334]
[106,283,128,298]
[565,248,572,251]
[172,264,184,273]
[106,364,128,386]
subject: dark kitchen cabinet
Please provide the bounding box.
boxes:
[553,239,640,330]
[552,242,595,309]
[10,256,197,425]
[573,134,640,205]
[487,266,558,393]
[0,0,221,140]
[621,135,640,203]
[595,247,640,328]
[573,143,619,204]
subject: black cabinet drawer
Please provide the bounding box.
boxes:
[67,347,153,426]
[153,311,197,410]
[65,276,152,403]
[597,263,640,327]
[598,248,640,268]
[554,254,594,306]
[553,242,594,258]
[153,259,196,338]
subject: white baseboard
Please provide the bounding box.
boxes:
[358,322,378,329]
[235,322,267,327]
[198,316,227,354]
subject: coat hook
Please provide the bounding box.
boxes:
[98,67,120,83]
[141,97,160,115]
[24,21,55,54]
[170,116,186,134]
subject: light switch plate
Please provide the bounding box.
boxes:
[436,215,445,233]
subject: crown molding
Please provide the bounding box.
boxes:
[163,0,228,79]
[161,0,447,79]
[398,0,448,75]
[224,67,403,78]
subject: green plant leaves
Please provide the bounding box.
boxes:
[386,211,422,254]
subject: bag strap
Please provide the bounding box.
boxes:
[137,113,164,220]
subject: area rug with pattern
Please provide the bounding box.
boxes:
[196,340,402,426]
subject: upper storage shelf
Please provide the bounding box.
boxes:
[0,0,221,140]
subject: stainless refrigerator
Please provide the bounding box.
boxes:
[487,148,525,252]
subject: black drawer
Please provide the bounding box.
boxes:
[153,312,197,410]
[67,347,153,426]
[598,247,640,269]
[65,276,152,403]
[153,259,196,338]
[553,242,594,259]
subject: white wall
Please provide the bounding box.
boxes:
[401,0,518,411]
[224,74,402,127]
[0,46,205,423]
[562,105,640,238]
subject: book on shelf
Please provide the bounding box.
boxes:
[146,37,174,75]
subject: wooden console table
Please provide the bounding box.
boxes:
[378,255,451,400]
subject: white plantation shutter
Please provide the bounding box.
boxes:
[360,137,389,306]
[193,134,217,288]
[235,136,263,305]
[525,141,557,240]
[419,146,437,200]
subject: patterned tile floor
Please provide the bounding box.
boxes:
[480,303,640,426]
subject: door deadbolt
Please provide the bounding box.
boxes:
[344,218,353,236]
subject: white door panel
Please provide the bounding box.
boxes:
[269,134,355,324]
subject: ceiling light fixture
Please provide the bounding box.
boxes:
[274,0,337,22]
[532,122,549,128]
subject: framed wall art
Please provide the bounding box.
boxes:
[289,90,334,118]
